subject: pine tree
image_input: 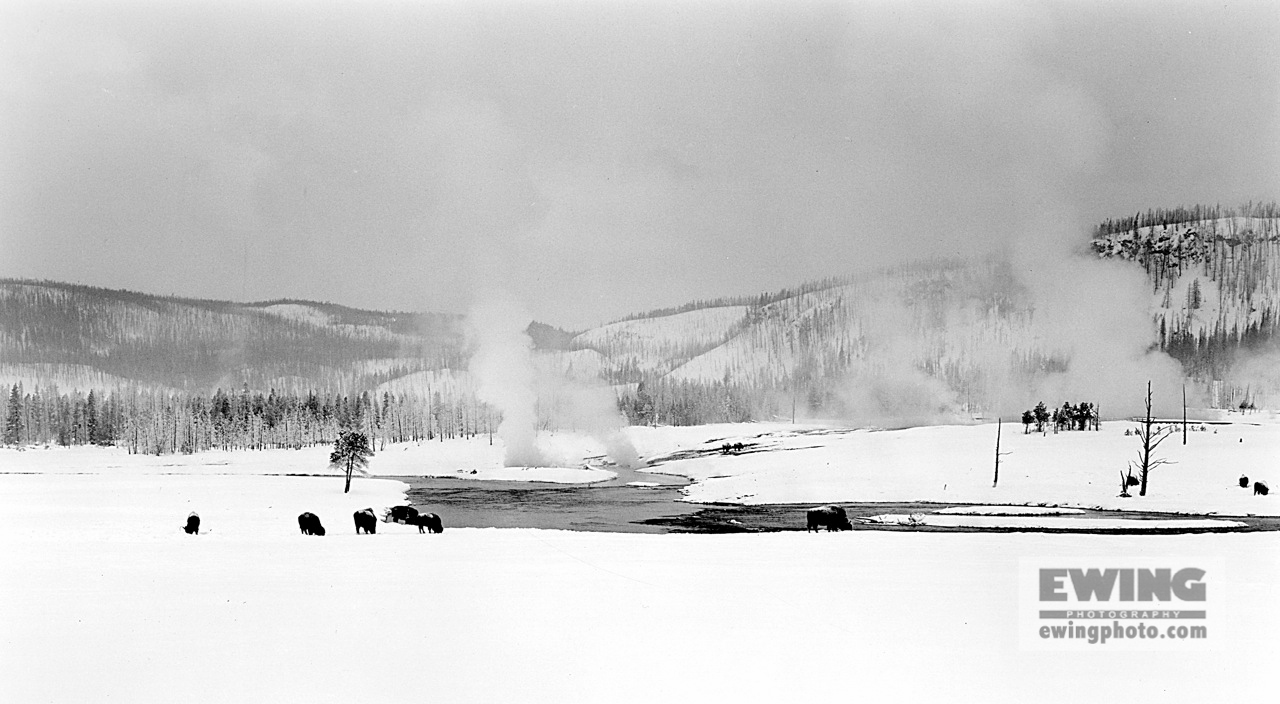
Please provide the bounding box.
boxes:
[4,384,23,445]
[1032,402,1049,433]
[86,389,99,445]
[330,430,373,494]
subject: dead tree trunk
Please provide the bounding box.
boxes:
[993,417,1011,488]
[1182,384,1187,445]
[1136,381,1174,497]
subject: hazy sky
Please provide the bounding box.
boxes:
[2,1,1277,328]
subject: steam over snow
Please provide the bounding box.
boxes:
[467,296,545,467]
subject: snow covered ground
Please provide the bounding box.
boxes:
[864,513,1247,530]
[3,411,1276,514]
[1,480,1274,702]
[2,416,1277,701]
[643,414,1280,515]
[0,433,614,484]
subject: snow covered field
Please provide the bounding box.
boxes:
[644,414,1280,515]
[2,416,1277,701]
[0,433,615,484]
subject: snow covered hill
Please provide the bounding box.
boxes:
[572,305,752,378]
[4,206,1277,423]
[577,209,1280,420]
[0,281,563,394]
[1092,213,1280,407]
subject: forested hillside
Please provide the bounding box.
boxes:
[596,204,1280,424]
[604,260,1057,426]
[0,280,467,392]
[1090,203,1280,406]
[0,281,537,452]
[4,202,1277,451]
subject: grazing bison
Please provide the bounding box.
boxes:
[354,508,378,534]
[806,505,853,532]
[298,512,326,536]
[385,505,419,524]
[183,512,201,535]
[1126,474,1141,487]
[1240,475,1250,489]
[1255,481,1270,496]
[409,512,444,534]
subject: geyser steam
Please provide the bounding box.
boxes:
[467,297,545,467]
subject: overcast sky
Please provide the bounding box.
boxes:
[2,1,1277,328]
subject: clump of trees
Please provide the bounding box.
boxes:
[1020,401,1099,434]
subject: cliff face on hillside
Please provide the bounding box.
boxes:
[1092,214,1280,400]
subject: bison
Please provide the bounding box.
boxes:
[409,512,444,534]
[1240,475,1250,489]
[183,512,200,535]
[1255,481,1270,496]
[298,512,326,536]
[1126,474,1141,487]
[806,505,852,532]
[354,508,378,534]
[385,505,419,524]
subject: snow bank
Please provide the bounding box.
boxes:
[646,419,1280,514]
[0,473,409,541]
[1,489,1275,702]
[935,505,1087,515]
[865,514,1247,530]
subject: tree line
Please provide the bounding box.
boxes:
[3,383,492,455]
[1093,201,1280,237]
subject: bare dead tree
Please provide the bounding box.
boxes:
[1133,381,1174,497]
[1182,383,1187,445]
[993,417,1012,488]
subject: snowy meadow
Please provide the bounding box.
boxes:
[2,416,1277,701]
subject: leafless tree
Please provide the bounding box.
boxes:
[1132,381,1174,496]
[993,417,1012,488]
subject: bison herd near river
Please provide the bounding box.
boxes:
[348,506,445,534]
[180,506,444,536]
[183,505,855,534]
[184,490,1272,536]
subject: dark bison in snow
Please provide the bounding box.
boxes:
[807,505,853,532]
[409,512,444,534]
[354,508,378,534]
[1240,475,1250,489]
[1126,474,1141,487]
[1255,481,1270,496]
[298,512,326,536]
[183,512,200,535]
[385,505,419,524]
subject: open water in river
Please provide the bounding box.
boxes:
[391,467,1278,534]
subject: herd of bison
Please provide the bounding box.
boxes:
[178,504,858,535]
[180,505,445,536]
[178,484,1270,537]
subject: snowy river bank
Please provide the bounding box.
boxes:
[3,417,1277,701]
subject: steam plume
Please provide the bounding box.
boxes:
[467,296,544,467]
